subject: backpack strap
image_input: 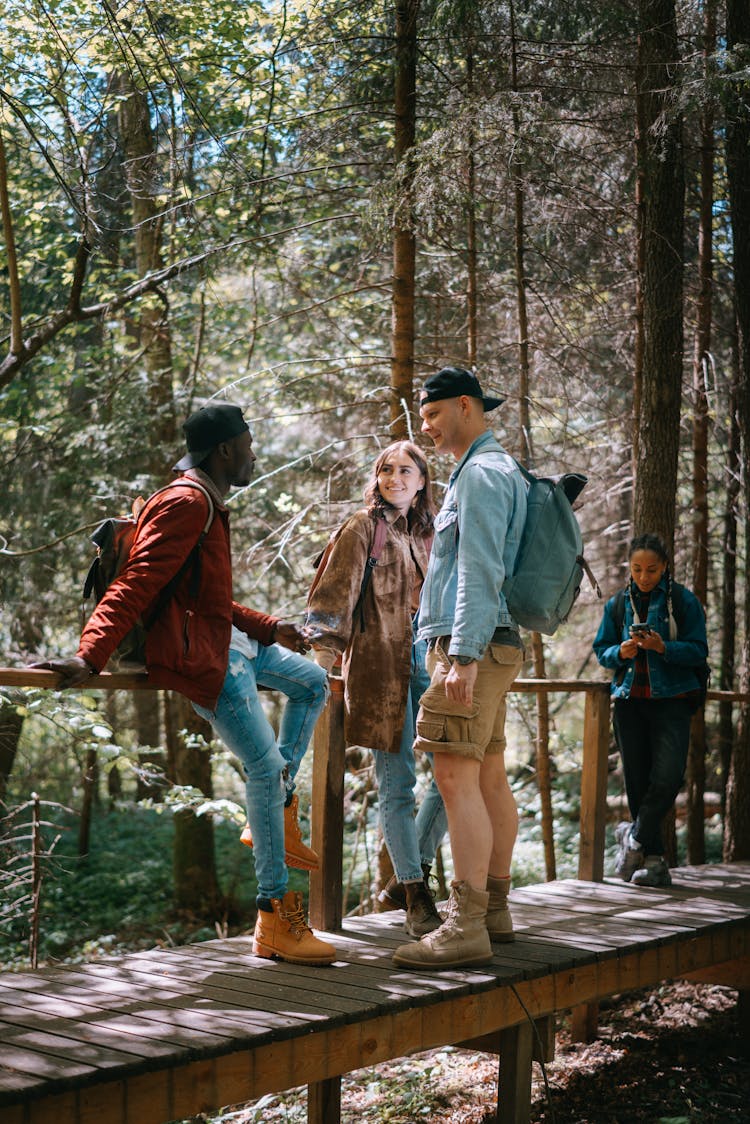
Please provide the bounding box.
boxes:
[142,479,215,625]
[612,588,627,637]
[614,580,691,638]
[354,515,388,633]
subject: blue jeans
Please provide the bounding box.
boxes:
[374,637,448,883]
[613,697,692,856]
[193,644,329,901]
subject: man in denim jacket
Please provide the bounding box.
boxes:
[394,367,527,969]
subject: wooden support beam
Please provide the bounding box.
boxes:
[309,677,346,932]
[577,684,611,883]
[570,684,611,1044]
[496,1020,534,1124]
[308,1076,342,1124]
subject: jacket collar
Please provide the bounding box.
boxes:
[452,429,503,480]
[181,468,229,512]
[381,505,409,530]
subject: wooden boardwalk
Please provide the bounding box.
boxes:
[2,863,749,1124]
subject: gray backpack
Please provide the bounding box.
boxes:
[502,463,600,634]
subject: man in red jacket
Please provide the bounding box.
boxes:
[36,403,335,966]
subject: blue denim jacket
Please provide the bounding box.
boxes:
[417,431,527,660]
[593,578,708,699]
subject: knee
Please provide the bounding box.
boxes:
[309,665,330,705]
[248,742,287,784]
[433,760,465,804]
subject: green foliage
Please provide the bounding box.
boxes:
[0,802,318,967]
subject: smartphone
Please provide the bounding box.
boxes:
[630,624,651,637]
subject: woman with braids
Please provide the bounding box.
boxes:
[593,533,708,887]
[305,441,447,936]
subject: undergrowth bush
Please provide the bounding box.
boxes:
[0,776,725,970]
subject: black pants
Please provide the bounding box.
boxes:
[612,697,692,855]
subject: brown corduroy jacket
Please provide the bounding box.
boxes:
[305,507,430,754]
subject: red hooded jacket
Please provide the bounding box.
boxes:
[77,470,278,708]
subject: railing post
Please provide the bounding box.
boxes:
[571,683,611,1044]
[577,684,611,883]
[308,676,345,932]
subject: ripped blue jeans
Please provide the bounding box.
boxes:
[374,636,448,883]
[193,643,329,901]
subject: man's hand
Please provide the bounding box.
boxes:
[445,659,478,706]
[274,620,313,655]
[29,657,94,688]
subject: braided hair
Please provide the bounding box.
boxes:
[626,533,677,638]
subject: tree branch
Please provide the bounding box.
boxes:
[0,212,357,389]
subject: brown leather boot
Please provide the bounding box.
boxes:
[404,880,442,938]
[240,794,320,871]
[378,862,433,911]
[486,874,514,942]
[392,881,492,969]
[252,891,336,965]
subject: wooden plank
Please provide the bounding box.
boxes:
[78,1080,126,1124]
[123,1070,173,1124]
[0,668,152,691]
[0,1039,97,1083]
[123,946,398,1013]
[168,1057,216,1121]
[0,867,747,1124]
[683,959,750,989]
[26,1090,79,1124]
[1,1107,26,1124]
[0,1003,185,1061]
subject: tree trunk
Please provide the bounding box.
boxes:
[686,0,716,866]
[78,747,98,857]
[508,0,552,876]
[134,692,165,802]
[466,48,478,369]
[632,0,684,544]
[116,70,220,899]
[509,0,532,468]
[0,695,23,804]
[165,692,222,915]
[723,0,750,860]
[718,341,740,806]
[0,123,23,355]
[116,75,175,452]
[390,0,419,438]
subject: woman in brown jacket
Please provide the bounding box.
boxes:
[306,441,445,937]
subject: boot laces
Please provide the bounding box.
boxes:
[433,888,462,936]
[282,897,311,939]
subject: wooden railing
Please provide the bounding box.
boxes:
[308,677,615,931]
[1,667,745,934]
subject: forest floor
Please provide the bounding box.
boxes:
[196,979,748,1124]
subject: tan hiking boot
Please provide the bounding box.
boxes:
[252,890,336,965]
[240,794,320,871]
[486,874,514,943]
[392,881,493,969]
